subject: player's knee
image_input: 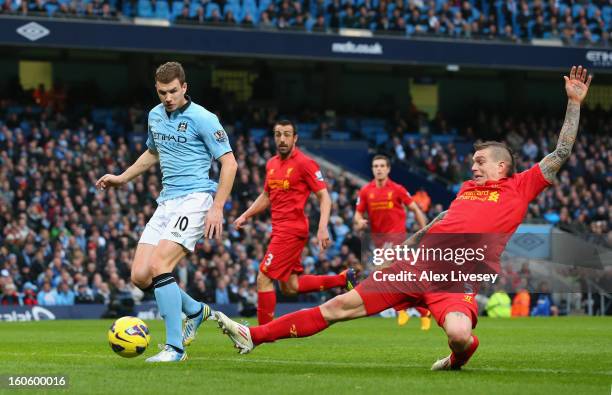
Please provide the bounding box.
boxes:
[320,294,352,322]
[257,273,274,291]
[446,325,472,350]
[149,256,171,277]
[279,281,298,296]
[130,271,150,290]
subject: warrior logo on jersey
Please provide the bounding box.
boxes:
[177,121,188,133]
[214,130,227,143]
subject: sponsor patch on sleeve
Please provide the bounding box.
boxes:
[214,130,227,143]
[315,170,324,181]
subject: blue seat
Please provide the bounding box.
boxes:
[249,128,267,142]
[375,132,389,145]
[172,1,185,17]
[330,131,351,141]
[155,0,170,19]
[137,0,153,17]
[242,3,258,21]
[258,0,271,12]
[295,123,317,134]
[45,3,58,15]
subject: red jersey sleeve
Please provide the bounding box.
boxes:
[264,163,271,193]
[356,186,368,213]
[513,163,553,202]
[397,185,414,206]
[302,158,327,193]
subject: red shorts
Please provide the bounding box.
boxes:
[355,271,478,328]
[260,234,308,282]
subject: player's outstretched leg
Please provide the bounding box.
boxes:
[431,312,479,370]
[216,289,368,354]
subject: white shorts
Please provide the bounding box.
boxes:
[139,192,213,252]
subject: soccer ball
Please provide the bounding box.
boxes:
[108,316,151,358]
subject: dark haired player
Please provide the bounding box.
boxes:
[234,120,356,325]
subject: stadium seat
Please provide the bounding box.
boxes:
[375,132,389,145]
[249,128,267,142]
[330,131,351,141]
[45,3,59,16]
[155,0,170,19]
[172,1,185,18]
[137,0,153,17]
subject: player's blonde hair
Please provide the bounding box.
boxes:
[473,141,516,176]
[155,62,186,84]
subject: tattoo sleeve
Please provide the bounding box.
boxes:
[404,210,447,247]
[539,101,581,182]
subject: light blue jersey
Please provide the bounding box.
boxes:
[146,98,232,202]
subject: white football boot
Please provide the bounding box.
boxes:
[214,311,254,354]
[145,345,187,363]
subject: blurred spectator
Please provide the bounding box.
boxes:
[486,288,511,318]
[37,282,58,306]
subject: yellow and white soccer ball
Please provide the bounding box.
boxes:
[108,316,151,358]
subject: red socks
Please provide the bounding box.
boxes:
[297,274,346,293]
[450,335,480,368]
[250,307,329,345]
[257,291,276,325]
[257,273,344,325]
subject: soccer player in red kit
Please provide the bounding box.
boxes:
[217,66,591,370]
[354,155,430,328]
[234,120,356,325]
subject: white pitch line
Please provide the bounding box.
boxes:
[1,352,610,376]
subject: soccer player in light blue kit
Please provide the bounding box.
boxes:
[96,62,237,362]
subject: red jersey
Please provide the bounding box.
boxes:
[356,179,414,234]
[429,164,551,235]
[264,147,327,237]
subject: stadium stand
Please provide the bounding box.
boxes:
[1,0,610,46]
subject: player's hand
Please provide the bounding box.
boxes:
[96,174,125,190]
[564,65,592,104]
[317,227,332,250]
[354,218,368,231]
[204,206,223,239]
[233,215,248,230]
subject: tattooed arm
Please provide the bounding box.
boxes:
[540,65,592,183]
[376,210,447,269]
[403,210,448,247]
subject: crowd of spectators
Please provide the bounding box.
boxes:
[1,0,610,46]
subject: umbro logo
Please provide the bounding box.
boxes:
[177,121,188,133]
[16,22,50,41]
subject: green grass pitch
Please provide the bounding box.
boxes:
[0,316,610,395]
